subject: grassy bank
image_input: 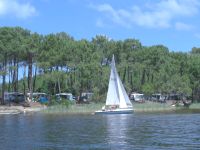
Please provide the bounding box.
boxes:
[189,103,200,109]
[42,103,103,114]
[42,101,200,114]
[133,102,176,112]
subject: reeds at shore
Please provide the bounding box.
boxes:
[42,103,103,114]
[189,103,200,109]
[133,101,176,112]
[42,101,200,114]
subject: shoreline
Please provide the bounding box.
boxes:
[1,102,200,115]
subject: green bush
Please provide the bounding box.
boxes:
[48,96,75,108]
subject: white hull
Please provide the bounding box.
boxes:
[95,108,133,114]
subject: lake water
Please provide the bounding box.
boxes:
[0,113,200,150]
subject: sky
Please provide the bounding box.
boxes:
[0,0,200,52]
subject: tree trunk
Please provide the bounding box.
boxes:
[70,73,73,89]
[1,54,7,105]
[27,52,33,101]
[33,65,37,92]
[58,78,61,93]
[122,67,126,83]
[23,64,26,98]
[8,61,12,92]
[127,66,130,83]
[141,69,146,85]
[16,61,19,91]
[73,68,76,83]
[131,72,133,90]
[151,74,154,83]
[12,57,19,92]
[12,57,17,92]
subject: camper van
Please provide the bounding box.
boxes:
[56,93,75,101]
[4,92,25,103]
[130,93,145,103]
[151,94,166,103]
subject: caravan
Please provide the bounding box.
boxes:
[130,93,145,103]
[56,93,75,101]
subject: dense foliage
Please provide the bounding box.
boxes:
[0,27,200,103]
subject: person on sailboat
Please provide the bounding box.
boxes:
[110,105,117,109]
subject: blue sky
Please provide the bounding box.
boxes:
[0,0,200,52]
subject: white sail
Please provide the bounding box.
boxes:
[105,63,120,105]
[117,73,133,108]
[105,55,133,108]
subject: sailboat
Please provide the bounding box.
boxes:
[95,55,133,114]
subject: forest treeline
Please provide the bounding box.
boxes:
[0,27,200,104]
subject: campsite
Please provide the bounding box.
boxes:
[1,0,200,149]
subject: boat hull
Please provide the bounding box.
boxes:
[95,108,133,115]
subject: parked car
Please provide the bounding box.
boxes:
[4,92,25,103]
[130,93,145,103]
[56,93,75,101]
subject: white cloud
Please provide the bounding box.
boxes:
[92,0,200,29]
[0,0,36,19]
[175,22,194,31]
[92,3,131,28]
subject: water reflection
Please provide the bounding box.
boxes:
[105,114,133,149]
[103,114,200,150]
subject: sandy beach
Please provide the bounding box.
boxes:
[0,102,47,114]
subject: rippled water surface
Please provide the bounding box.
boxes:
[0,113,200,150]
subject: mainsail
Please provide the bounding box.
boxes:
[106,55,133,108]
